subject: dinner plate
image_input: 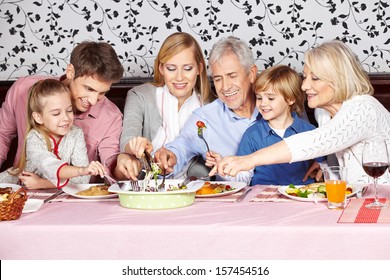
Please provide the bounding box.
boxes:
[278,184,359,202]
[194,181,247,198]
[22,199,44,213]
[62,183,117,199]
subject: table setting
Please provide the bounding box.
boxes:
[1,170,390,259]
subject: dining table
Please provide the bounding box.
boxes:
[1,184,389,260]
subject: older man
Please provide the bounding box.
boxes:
[154,36,258,179]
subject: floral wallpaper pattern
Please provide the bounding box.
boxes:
[0,0,389,80]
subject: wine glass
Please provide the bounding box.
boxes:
[362,139,389,209]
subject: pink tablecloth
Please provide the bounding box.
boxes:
[1,185,389,260]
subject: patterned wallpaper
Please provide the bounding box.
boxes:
[0,0,389,80]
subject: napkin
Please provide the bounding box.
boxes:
[338,198,390,223]
[250,187,292,202]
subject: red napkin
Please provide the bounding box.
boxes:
[338,198,390,223]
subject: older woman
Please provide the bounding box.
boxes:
[211,40,390,185]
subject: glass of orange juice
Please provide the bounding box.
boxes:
[323,166,348,209]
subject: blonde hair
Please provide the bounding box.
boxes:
[254,65,305,116]
[152,32,212,103]
[16,79,71,173]
[304,40,373,102]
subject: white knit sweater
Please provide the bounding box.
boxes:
[284,95,390,184]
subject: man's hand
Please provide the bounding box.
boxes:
[154,147,176,174]
[205,151,222,167]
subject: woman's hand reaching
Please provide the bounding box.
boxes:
[126,137,153,159]
[209,154,256,177]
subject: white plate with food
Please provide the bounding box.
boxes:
[62,183,117,199]
[278,183,358,202]
[194,181,247,198]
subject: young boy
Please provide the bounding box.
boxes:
[0,41,124,188]
[236,65,325,185]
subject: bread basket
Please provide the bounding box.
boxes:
[0,187,27,221]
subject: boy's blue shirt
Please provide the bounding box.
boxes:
[237,112,326,186]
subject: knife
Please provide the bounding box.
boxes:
[43,190,64,203]
[235,187,252,202]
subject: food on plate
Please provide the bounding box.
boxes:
[196,182,234,195]
[285,183,353,198]
[76,185,112,196]
[165,184,188,191]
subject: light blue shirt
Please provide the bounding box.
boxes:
[165,99,258,176]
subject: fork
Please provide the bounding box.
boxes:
[157,154,170,191]
[179,175,210,188]
[158,168,166,191]
[103,174,130,191]
[198,129,211,153]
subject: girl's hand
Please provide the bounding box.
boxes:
[19,171,56,189]
[81,161,106,178]
[205,151,222,167]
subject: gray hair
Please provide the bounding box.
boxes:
[209,36,254,74]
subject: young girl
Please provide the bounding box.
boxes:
[207,65,325,185]
[0,79,105,189]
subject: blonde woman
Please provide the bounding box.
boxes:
[116,32,213,179]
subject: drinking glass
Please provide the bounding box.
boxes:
[323,166,348,209]
[362,139,389,209]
